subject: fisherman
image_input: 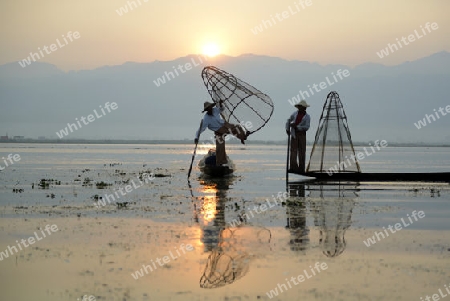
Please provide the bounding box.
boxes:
[195,101,248,166]
[286,100,311,174]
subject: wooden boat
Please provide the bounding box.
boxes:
[290,171,450,182]
[198,149,234,177]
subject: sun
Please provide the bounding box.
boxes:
[202,43,220,57]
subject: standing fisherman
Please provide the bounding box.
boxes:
[286,100,311,174]
[195,101,248,166]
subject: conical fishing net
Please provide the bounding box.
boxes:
[201,66,274,135]
[307,91,361,173]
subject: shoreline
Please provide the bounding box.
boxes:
[1,140,450,147]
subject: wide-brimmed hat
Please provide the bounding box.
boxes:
[295,100,310,108]
[202,101,215,112]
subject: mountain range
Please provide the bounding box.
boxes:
[1,51,449,144]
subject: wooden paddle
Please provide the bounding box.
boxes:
[188,120,203,179]
[286,128,291,183]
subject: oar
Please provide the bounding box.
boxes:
[286,128,291,183]
[188,120,203,179]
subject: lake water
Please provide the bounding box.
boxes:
[1,143,449,300]
[0,143,449,230]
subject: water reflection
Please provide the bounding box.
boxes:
[286,183,310,252]
[194,176,272,289]
[287,181,359,257]
[196,177,231,251]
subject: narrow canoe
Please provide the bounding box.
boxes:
[200,165,234,177]
[198,149,234,177]
[289,172,450,182]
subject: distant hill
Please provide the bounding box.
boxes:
[1,52,449,144]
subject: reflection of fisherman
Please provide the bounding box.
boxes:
[286,100,311,174]
[196,179,272,289]
[286,184,309,252]
[199,179,229,252]
[196,178,250,288]
[195,101,249,166]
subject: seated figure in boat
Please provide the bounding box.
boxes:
[195,101,249,166]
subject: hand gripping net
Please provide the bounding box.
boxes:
[201,66,274,135]
[307,91,361,173]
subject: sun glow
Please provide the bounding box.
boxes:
[202,43,220,57]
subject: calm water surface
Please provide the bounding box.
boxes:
[1,143,449,300]
[0,143,448,230]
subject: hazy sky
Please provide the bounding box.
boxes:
[1,0,449,71]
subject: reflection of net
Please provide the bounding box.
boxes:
[308,183,360,199]
[201,66,274,135]
[311,199,354,257]
[200,227,271,289]
[200,249,249,289]
[307,91,360,173]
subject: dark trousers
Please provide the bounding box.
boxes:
[290,130,306,173]
[214,122,247,165]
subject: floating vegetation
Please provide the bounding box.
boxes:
[82,178,93,187]
[92,194,102,200]
[409,186,441,197]
[430,188,441,197]
[138,170,155,181]
[154,173,171,178]
[116,202,129,209]
[14,206,28,209]
[138,169,156,183]
[38,179,61,189]
[151,167,170,178]
[113,180,129,185]
[114,169,126,176]
[96,181,112,189]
